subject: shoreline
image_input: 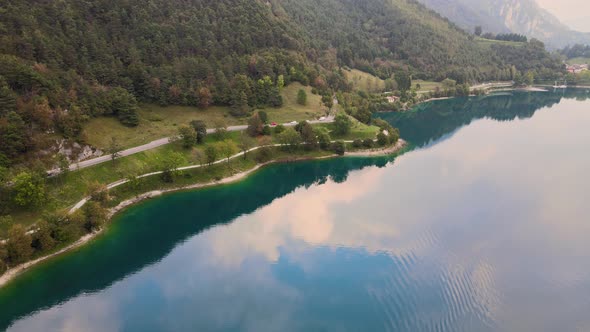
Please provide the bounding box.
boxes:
[376,84,577,114]
[0,140,406,288]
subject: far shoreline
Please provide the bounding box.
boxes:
[374,85,569,113]
[0,139,407,288]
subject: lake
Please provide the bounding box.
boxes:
[2,90,590,331]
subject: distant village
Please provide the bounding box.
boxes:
[566,64,589,74]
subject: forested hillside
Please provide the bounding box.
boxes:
[0,0,563,168]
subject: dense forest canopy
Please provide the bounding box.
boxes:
[559,44,590,59]
[0,0,564,168]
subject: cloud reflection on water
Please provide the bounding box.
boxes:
[8,94,590,331]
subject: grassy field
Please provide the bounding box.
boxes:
[475,37,526,48]
[85,83,326,150]
[84,105,241,150]
[343,68,385,93]
[315,116,381,141]
[261,82,325,123]
[413,80,443,92]
[568,57,590,65]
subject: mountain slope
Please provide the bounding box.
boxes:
[0,0,562,167]
[417,0,590,48]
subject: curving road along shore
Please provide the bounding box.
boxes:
[0,139,405,288]
[49,118,334,175]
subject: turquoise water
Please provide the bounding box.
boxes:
[2,90,590,331]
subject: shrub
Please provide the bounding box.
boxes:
[333,113,352,136]
[363,139,374,148]
[330,141,346,155]
[274,124,285,134]
[377,132,388,146]
[255,146,273,163]
[352,139,363,148]
[88,182,109,204]
[297,89,307,105]
[6,224,33,264]
[316,127,332,150]
[257,111,268,124]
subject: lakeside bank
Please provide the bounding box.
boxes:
[0,140,406,288]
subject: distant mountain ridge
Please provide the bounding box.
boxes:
[417,0,590,48]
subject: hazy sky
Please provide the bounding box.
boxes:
[536,0,590,32]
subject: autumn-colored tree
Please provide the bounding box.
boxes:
[247,113,264,137]
[6,224,33,264]
[198,87,213,109]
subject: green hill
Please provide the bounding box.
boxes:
[0,0,563,168]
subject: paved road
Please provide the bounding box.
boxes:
[50,118,334,175]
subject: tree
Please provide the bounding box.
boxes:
[297,89,307,105]
[395,72,412,91]
[178,125,197,149]
[56,153,70,179]
[6,224,33,264]
[257,111,268,124]
[278,128,301,151]
[198,87,213,109]
[12,171,46,207]
[231,91,250,117]
[330,141,346,155]
[268,87,283,107]
[43,212,81,243]
[373,118,395,135]
[255,137,274,163]
[32,220,55,251]
[0,82,17,117]
[109,87,139,127]
[87,181,109,204]
[377,132,388,146]
[108,137,121,163]
[274,124,285,134]
[299,122,318,150]
[84,201,107,232]
[214,120,228,140]
[475,26,482,37]
[239,132,257,159]
[205,145,218,165]
[218,140,238,164]
[389,127,400,145]
[333,113,352,136]
[247,113,264,137]
[190,120,207,144]
[161,152,184,182]
[316,127,332,150]
[525,71,535,86]
[277,75,285,91]
[0,112,28,160]
[126,171,142,196]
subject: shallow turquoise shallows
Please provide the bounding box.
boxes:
[2,90,590,331]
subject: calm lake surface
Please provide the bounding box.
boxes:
[2,90,590,331]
